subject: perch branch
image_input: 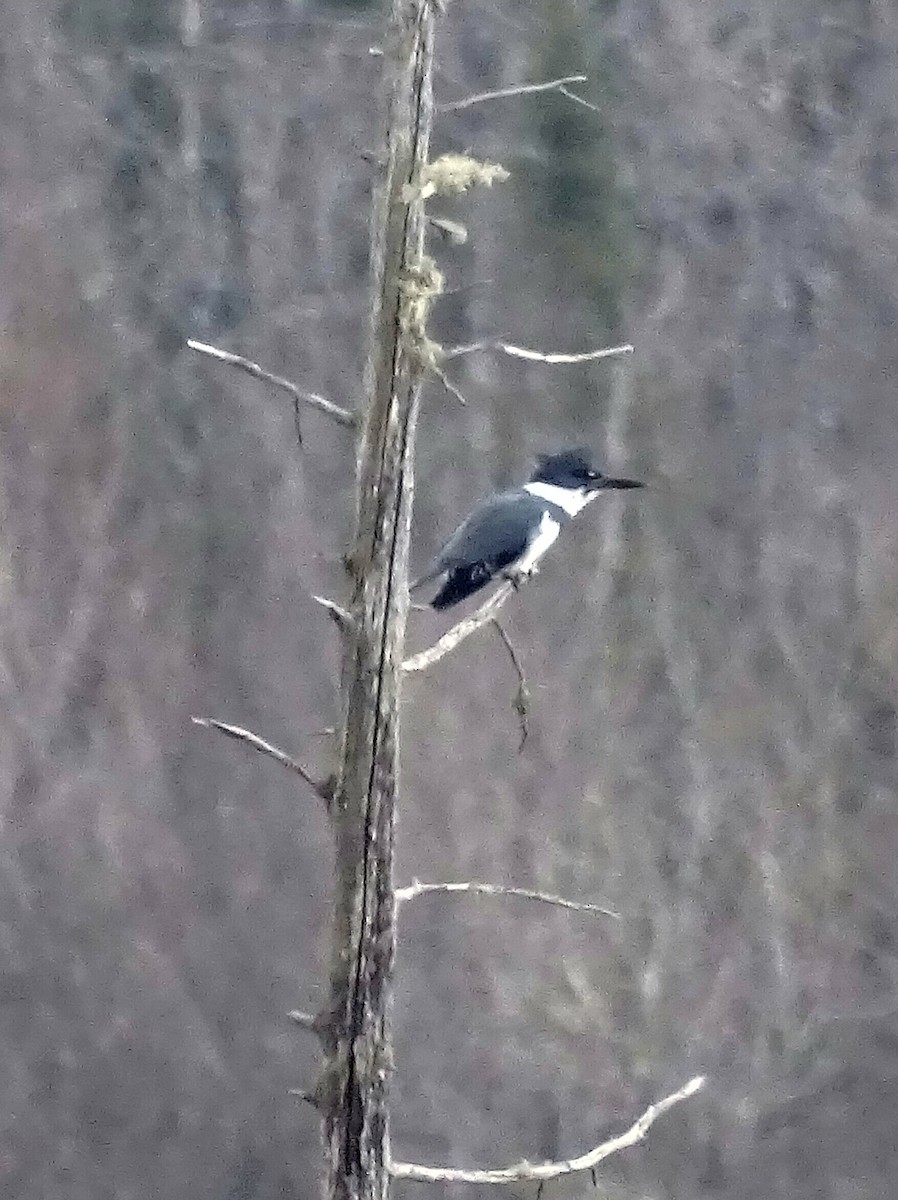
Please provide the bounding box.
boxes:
[490,618,530,750]
[191,717,331,801]
[389,1075,706,1184]
[186,338,355,429]
[439,75,588,112]
[403,582,515,672]
[395,880,618,918]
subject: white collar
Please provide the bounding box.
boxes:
[524,480,596,516]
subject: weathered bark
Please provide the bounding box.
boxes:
[321,4,436,1200]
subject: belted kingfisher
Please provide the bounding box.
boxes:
[411,448,643,610]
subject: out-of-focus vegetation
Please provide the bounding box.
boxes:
[1,0,897,1197]
[524,0,634,335]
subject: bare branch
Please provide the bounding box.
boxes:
[191,716,332,801]
[311,594,355,638]
[288,1009,337,1048]
[497,341,634,364]
[441,339,634,365]
[427,215,468,244]
[186,338,356,428]
[442,339,493,359]
[403,582,515,673]
[395,880,618,918]
[439,74,588,112]
[557,85,603,114]
[389,1075,706,1184]
[287,1010,319,1030]
[490,618,529,750]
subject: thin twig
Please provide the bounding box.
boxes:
[186,339,355,428]
[395,880,618,918]
[557,85,603,114]
[439,74,588,112]
[191,716,331,801]
[442,339,493,359]
[490,618,530,751]
[293,397,304,448]
[496,341,634,364]
[389,1075,706,1183]
[431,365,468,406]
[287,1010,319,1030]
[403,582,515,673]
[311,594,355,638]
[287,1009,335,1046]
[428,215,468,244]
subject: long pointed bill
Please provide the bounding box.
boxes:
[595,477,644,490]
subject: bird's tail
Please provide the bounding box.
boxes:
[408,562,441,593]
[430,564,491,610]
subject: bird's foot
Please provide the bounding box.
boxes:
[503,565,537,590]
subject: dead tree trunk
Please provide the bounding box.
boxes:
[188,6,707,1194]
[321,4,436,1200]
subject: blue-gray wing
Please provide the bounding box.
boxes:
[422,490,545,580]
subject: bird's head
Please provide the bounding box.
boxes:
[532,448,643,493]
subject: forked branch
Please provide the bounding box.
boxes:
[389,1075,706,1184]
[439,74,588,112]
[403,582,515,672]
[191,716,332,801]
[186,338,355,429]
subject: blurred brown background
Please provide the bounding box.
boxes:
[2,0,898,1197]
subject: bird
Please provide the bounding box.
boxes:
[410,448,643,610]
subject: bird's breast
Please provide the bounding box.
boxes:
[517,510,562,573]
